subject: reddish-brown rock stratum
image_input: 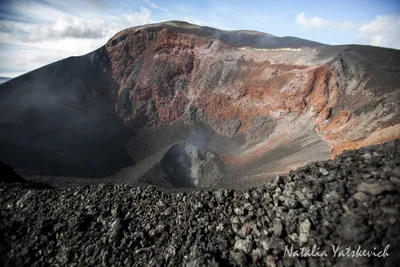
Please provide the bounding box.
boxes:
[0,21,399,189]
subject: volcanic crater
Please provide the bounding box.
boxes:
[0,21,399,190]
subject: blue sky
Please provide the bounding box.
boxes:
[0,0,399,78]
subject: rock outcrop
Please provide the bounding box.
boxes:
[106,22,400,158]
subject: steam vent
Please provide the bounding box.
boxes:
[1,21,400,266]
[160,143,222,188]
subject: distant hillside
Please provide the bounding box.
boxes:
[0,77,11,85]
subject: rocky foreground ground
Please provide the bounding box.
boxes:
[1,140,400,266]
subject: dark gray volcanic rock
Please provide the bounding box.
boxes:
[1,140,399,266]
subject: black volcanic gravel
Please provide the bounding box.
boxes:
[1,140,400,266]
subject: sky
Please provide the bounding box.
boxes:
[0,0,399,78]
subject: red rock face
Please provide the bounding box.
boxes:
[107,24,399,163]
[105,23,400,173]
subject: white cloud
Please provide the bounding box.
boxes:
[5,0,68,23]
[369,35,387,47]
[0,4,153,78]
[357,15,400,48]
[359,15,400,35]
[143,0,168,12]
[295,13,400,49]
[0,7,152,43]
[26,16,107,41]
[119,7,152,28]
[0,44,70,77]
[295,12,329,29]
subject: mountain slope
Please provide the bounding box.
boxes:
[0,49,133,177]
[0,77,11,85]
[0,21,399,188]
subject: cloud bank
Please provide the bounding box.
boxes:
[296,13,329,29]
[295,12,400,49]
[0,1,154,78]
